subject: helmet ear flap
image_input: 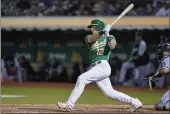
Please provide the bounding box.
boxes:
[163,43,170,51]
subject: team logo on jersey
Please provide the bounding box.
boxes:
[91,39,107,50]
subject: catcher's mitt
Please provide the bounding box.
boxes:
[140,75,159,90]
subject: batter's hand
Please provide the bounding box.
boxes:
[103,24,112,33]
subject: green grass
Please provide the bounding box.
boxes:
[1,86,164,105]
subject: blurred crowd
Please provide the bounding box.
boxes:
[2,0,170,16]
[1,55,69,83]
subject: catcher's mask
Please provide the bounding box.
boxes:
[156,43,170,59]
[162,43,170,52]
[88,19,105,31]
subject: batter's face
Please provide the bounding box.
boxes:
[90,26,97,33]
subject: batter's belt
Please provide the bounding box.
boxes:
[90,60,101,67]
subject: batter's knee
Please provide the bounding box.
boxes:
[77,76,84,82]
[74,76,86,89]
[77,74,88,84]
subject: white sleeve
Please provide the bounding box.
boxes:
[161,56,170,72]
[138,41,146,56]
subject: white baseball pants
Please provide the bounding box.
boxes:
[66,60,135,108]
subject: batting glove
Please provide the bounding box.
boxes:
[103,24,112,33]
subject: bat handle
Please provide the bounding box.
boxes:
[111,15,122,26]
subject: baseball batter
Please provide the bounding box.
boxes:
[149,43,170,111]
[57,19,142,112]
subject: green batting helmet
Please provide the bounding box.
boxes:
[88,19,105,31]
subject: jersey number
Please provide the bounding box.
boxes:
[97,48,104,55]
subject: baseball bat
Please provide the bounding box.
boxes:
[111,3,134,26]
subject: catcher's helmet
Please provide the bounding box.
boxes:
[162,43,170,52]
[156,43,170,59]
[88,19,105,31]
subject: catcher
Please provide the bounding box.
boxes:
[149,41,170,111]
